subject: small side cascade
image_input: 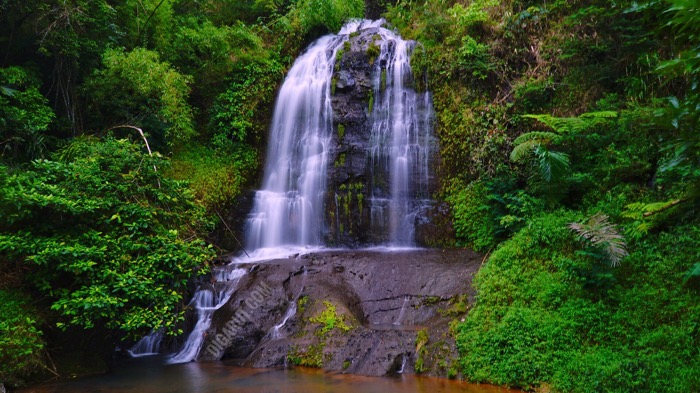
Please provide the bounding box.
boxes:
[270,302,298,340]
[167,268,246,364]
[128,329,164,357]
[268,267,308,341]
[398,353,409,374]
[393,296,410,325]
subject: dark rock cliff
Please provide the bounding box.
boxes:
[196,249,481,377]
[324,27,440,247]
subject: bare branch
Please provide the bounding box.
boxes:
[109,125,160,188]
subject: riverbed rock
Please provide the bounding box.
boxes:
[195,249,480,378]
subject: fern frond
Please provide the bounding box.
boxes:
[579,111,618,119]
[513,131,560,146]
[510,139,540,162]
[523,111,618,135]
[623,199,685,219]
[684,263,700,284]
[534,145,570,182]
[522,114,579,134]
[569,213,628,267]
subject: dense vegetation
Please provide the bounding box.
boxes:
[384,0,700,391]
[1,0,698,391]
[0,0,365,386]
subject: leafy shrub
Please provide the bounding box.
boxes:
[290,0,364,36]
[457,35,496,81]
[0,66,55,163]
[209,59,284,147]
[0,290,46,387]
[0,138,214,336]
[446,180,497,252]
[168,144,257,212]
[84,48,196,148]
[458,213,700,392]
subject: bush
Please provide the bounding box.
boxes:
[0,290,46,387]
[446,180,497,252]
[168,144,257,212]
[458,213,700,392]
[84,48,196,148]
[0,138,215,337]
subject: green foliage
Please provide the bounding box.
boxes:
[0,67,56,163]
[163,19,264,85]
[458,213,700,391]
[569,213,628,267]
[414,329,429,373]
[435,101,510,180]
[445,180,497,252]
[309,301,351,336]
[523,111,619,135]
[297,295,309,314]
[653,0,700,166]
[0,290,46,387]
[456,35,495,81]
[209,59,284,148]
[337,124,345,139]
[167,144,257,212]
[115,0,176,49]
[84,48,196,147]
[511,111,625,187]
[291,0,364,36]
[366,39,381,65]
[286,342,326,368]
[449,0,499,32]
[0,138,214,336]
[513,77,556,113]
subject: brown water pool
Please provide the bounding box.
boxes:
[19,356,520,393]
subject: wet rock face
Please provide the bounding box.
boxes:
[325,26,441,247]
[198,249,481,378]
[326,30,377,246]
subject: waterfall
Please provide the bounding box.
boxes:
[161,19,436,364]
[368,29,434,247]
[244,33,347,255]
[243,19,433,255]
[167,268,246,363]
[128,329,164,357]
[398,353,408,374]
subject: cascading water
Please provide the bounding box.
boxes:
[269,267,307,340]
[128,330,164,357]
[160,19,436,365]
[393,296,410,325]
[242,19,431,255]
[368,29,434,246]
[166,268,246,363]
[244,28,354,256]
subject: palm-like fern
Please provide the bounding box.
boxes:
[534,145,570,182]
[509,131,560,162]
[568,213,628,267]
[510,111,617,182]
[522,111,617,134]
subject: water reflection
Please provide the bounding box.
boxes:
[20,356,519,393]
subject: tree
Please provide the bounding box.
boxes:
[0,66,55,163]
[83,48,196,148]
[0,137,214,336]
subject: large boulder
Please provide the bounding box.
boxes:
[197,249,480,378]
